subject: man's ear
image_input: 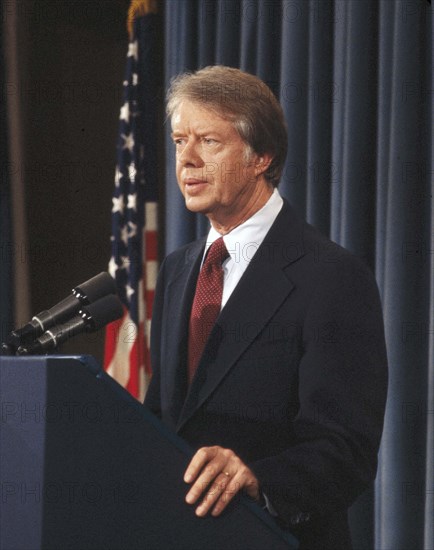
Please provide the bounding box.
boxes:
[254,153,273,177]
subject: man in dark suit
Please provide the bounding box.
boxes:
[145,66,388,549]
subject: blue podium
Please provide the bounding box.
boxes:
[0,356,298,549]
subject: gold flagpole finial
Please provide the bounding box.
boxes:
[127,0,158,39]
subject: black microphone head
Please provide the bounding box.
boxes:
[8,272,119,350]
[82,294,124,331]
[7,322,40,348]
[74,272,116,304]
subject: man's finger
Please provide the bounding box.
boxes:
[185,459,228,504]
[195,473,232,516]
[210,473,244,516]
[184,447,218,483]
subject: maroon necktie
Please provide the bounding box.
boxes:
[188,237,229,383]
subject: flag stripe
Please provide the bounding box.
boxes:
[106,311,136,388]
[145,232,158,261]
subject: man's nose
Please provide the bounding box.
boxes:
[178,141,204,167]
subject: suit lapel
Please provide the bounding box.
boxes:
[177,200,306,432]
[161,238,205,427]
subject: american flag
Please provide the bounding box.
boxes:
[104,7,159,401]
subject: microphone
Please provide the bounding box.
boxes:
[7,272,116,348]
[16,294,124,355]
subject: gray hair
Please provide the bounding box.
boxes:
[166,66,288,187]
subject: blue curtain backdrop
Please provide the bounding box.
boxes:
[163,1,433,549]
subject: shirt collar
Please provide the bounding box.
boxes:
[204,188,284,265]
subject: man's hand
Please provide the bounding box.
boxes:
[184,445,259,517]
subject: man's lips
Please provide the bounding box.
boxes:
[184,177,208,184]
[183,178,209,193]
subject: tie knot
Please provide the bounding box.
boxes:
[204,237,229,268]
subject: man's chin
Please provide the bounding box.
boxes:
[184,197,210,215]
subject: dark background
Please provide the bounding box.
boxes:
[18,0,132,361]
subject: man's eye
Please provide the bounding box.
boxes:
[203,138,216,145]
[174,138,184,146]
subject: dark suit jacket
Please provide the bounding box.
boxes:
[145,200,388,549]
